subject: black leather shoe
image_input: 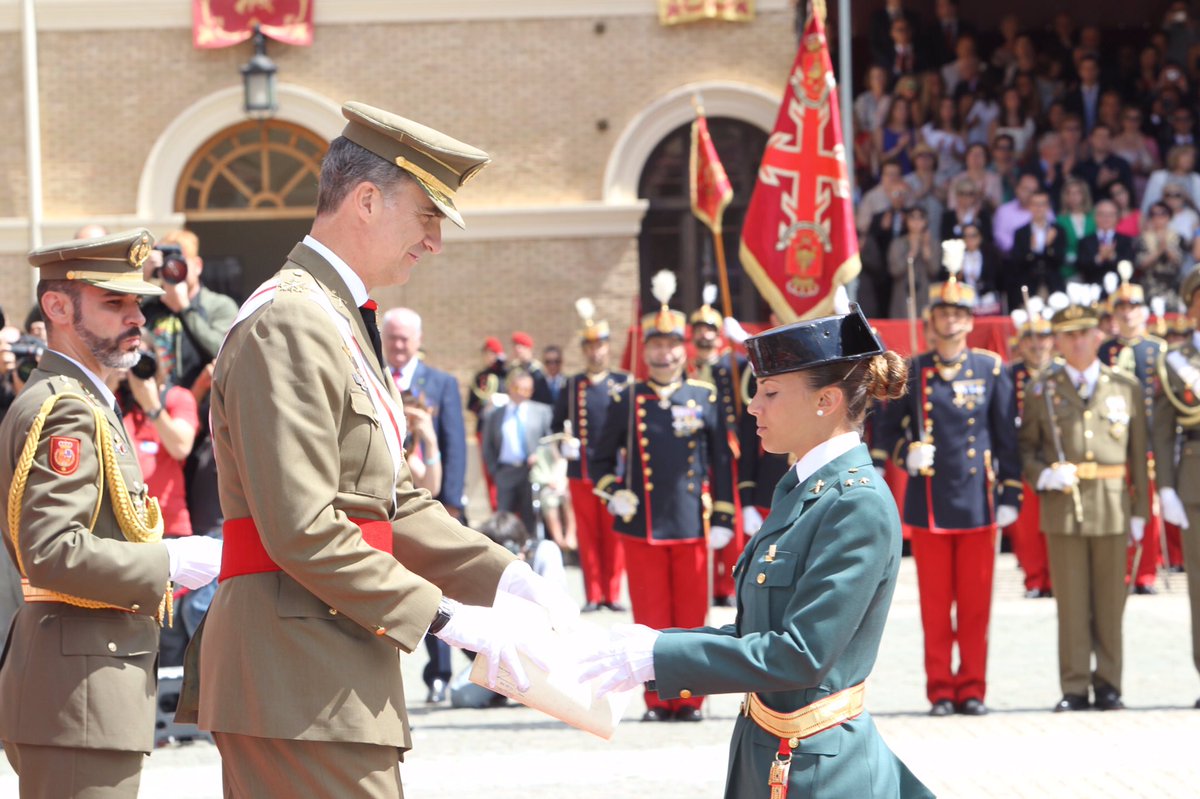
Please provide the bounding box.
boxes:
[957,698,988,716]
[1094,686,1124,711]
[1023,588,1042,599]
[1053,694,1089,712]
[426,678,447,704]
[581,602,602,613]
[1134,584,1157,595]
[642,708,671,722]
[1194,697,1200,709]
[674,707,704,722]
[929,699,955,716]
[714,595,737,608]
[1170,564,1186,574]
[603,602,628,612]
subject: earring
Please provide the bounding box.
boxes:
[816,409,824,417]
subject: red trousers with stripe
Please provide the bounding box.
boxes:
[622,537,707,712]
[568,478,625,606]
[911,527,996,705]
[1008,483,1051,593]
[1127,479,1162,588]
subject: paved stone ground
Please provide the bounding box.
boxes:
[1,553,1196,798]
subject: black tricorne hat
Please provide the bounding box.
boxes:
[746,304,884,377]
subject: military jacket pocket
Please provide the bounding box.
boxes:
[275,575,340,620]
[746,549,799,589]
[743,548,799,631]
[60,615,158,657]
[340,390,394,500]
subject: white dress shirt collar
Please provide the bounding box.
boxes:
[392,357,421,392]
[1064,360,1101,395]
[793,431,862,486]
[303,234,369,307]
[50,349,117,410]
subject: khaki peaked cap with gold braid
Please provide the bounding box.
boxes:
[28,228,164,296]
[341,101,491,229]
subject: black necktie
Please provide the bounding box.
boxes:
[359,299,383,364]
[112,402,124,423]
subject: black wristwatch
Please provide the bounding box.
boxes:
[429,597,459,635]
[146,406,164,421]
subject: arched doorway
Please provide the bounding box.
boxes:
[636,117,769,322]
[175,119,327,302]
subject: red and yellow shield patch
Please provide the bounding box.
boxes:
[49,436,81,475]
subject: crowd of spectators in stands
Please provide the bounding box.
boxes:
[853,0,1200,319]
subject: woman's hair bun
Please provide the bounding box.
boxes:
[865,351,908,402]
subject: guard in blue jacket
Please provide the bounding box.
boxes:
[874,277,1021,717]
[583,305,933,798]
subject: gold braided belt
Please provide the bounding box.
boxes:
[1061,462,1126,481]
[741,682,866,745]
[8,392,171,624]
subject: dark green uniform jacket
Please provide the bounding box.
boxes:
[652,443,933,798]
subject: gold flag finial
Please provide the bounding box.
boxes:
[810,0,827,25]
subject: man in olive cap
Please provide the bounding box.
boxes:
[178,102,578,797]
[0,229,222,797]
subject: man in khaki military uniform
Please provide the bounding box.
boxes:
[1019,295,1149,713]
[1152,269,1200,708]
[179,102,576,798]
[0,229,222,798]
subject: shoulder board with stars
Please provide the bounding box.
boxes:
[838,466,874,490]
[685,378,717,401]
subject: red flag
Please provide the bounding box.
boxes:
[690,113,734,234]
[194,0,314,49]
[738,3,858,322]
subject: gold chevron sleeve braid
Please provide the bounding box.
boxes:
[8,392,171,623]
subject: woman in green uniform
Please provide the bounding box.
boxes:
[583,306,934,798]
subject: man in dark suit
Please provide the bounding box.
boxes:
[1010,190,1067,307]
[382,307,471,704]
[533,344,566,406]
[483,369,554,532]
[925,0,975,67]
[870,0,922,70]
[1073,125,1133,202]
[875,15,925,82]
[1030,133,1068,211]
[1076,200,1135,288]
[1061,54,1106,133]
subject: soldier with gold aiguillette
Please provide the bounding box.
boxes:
[1019,289,1148,713]
[1152,268,1200,709]
[0,229,222,798]
[873,264,1021,717]
[178,102,577,798]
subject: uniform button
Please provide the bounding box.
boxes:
[688,483,695,491]
[328,608,338,616]
[680,689,693,699]
[1084,410,1093,419]
[924,402,933,411]
[645,482,654,491]
[375,626,387,636]
[1084,430,1094,439]
[687,470,695,477]
[130,604,140,612]
[924,386,933,395]
[644,468,653,477]
[638,423,647,432]
[1086,452,1094,460]
[756,573,766,584]
[969,467,978,475]
[788,736,800,749]
[640,437,650,447]
[967,448,976,458]
[687,400,697,408]
[688,442,696,449]
[967,418,975,426]
[637,409,647,418]
[967,436,976,443]
[107,642,117,652]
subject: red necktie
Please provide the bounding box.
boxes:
[358,299,383,364]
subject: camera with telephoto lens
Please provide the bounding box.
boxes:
[10,335,44,360]
[153,244,188,285]
[131,350,157,381]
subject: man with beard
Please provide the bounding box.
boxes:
[592,271,735,722]
[0,229,222,797]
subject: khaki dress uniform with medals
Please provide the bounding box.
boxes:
[0,231,176,798]
[178,104,521,797]
[1151,269,1200,707]
[1019,296,1149,711]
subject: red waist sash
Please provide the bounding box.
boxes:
[220,516,394,580]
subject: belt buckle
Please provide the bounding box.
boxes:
[1075,462,1097,480]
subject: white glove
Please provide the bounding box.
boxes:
[497,560,579,631]
[709,525,734,550]
[1036,463,1078,492]
[164,536,223,590]
[905,443,935,476]
[559,436,581,461]
[741,506,764,536]
[607,489,639,521]
[433,601,551,691]
[578,623,661,699]
[995,505,1019,529]
[489,392,510,408]
[722,316,751,346]
[1160,487,1190,530]
[1129,517,1146,543]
